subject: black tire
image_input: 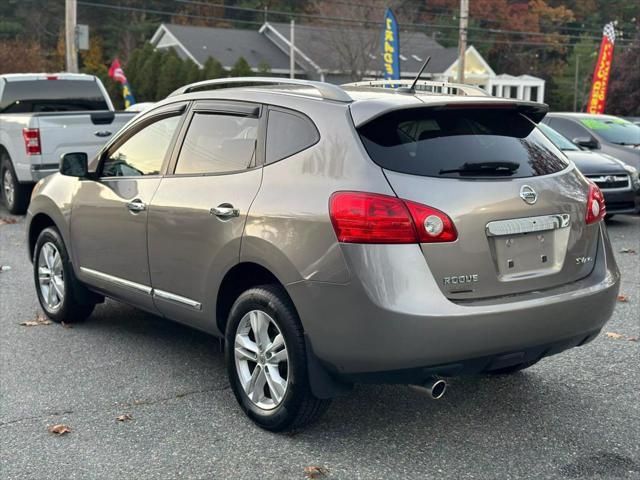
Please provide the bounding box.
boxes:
[487,359,540,375]
[225,284,330,431]
[1,155,32,215]
[33,226,95,323]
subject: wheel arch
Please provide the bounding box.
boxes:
[215,261,293,335]
[28,212,57,259]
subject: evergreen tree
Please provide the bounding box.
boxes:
[183,58,202,85]
[257,60,271,74]
[136,47,165,101]
[202,57,226,79]
[230,57,253,77]
[155,50,185,99]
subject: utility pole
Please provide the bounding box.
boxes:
[290,19,295,79]
[65,0,78,73]
[457,0,468,84]
[573,54,580,112]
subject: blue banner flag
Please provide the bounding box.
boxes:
[382,8,400,84]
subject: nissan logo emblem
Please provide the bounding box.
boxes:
[520,185,538,205]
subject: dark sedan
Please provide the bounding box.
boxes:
[538,122,640,217]
[542,113,640,170]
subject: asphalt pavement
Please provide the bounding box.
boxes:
[1,205,639,480]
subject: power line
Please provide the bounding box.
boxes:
[77,0,635,47]
[168,0,635,44]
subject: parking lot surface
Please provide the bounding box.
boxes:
[1,205,639,480]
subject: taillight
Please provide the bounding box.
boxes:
[22,128,41,155]
[585,182,606,224]
[329,191,457,244]
[403,200,458,243]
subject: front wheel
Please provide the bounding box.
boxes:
[33,227,95,323]
[225,285,330,431]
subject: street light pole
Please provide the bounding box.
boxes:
[290,19,295,79]
[65,0,78,73]
[457,0,469,84]
[573,54,580,112]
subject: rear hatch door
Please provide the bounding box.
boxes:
[356,103,600,300]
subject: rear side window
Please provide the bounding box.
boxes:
[0,79,109,113]
[266,109,319,164]
[175,113,258,175]
[358,108,569,178]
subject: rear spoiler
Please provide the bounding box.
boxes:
[432,101,549,123]
[351,100,549,127]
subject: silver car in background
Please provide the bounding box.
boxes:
[26,78,620,431]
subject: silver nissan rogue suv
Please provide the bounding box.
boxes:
[26,78,620,431]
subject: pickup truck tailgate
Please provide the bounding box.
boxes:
[36,111,135,166]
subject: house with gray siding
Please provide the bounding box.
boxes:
[149,22,545,101]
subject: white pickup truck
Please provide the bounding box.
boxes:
[0,73,137,213]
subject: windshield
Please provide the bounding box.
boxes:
[580,117,640,145]
[537,122,579,151]
[358,108,569,179]
[0,79,109,113]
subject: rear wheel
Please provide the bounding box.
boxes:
[225,285,330,431]
[1,156,32,215]
[33,227,95,323]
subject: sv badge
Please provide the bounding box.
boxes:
[575,256,593,265]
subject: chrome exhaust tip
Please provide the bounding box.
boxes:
[410,377,447,400]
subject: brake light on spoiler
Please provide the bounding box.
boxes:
[329,192,457,244]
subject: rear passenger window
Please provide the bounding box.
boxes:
[266,109,319,164]
[175,113,258,175]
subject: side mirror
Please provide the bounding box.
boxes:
[60,152,89,177]
[573,137,599,150]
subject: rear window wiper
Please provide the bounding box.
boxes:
[439,161,519,176]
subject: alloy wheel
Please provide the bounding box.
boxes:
[38,242,65,311]
[234,310,289,410]
[3,168,15,208]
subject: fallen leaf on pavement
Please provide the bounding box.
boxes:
[605,332,624,340]
[619,248,637,254]
[20,313,52,327]
[628,336,638,342]
[116,414,133,422]
[616,295,629,302]
[48,424,71,435]
[304,466,328,479]
[0,217,18,225]
[61,321,73,329]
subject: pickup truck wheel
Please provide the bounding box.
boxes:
[225,285,330,431]
[1,157,31,215]
[33,227,95,323]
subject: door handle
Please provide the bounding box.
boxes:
[210,204,240,219]
[126,199,147,213]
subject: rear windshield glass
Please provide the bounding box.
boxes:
[0,79,109,113]
[358,108,569,178]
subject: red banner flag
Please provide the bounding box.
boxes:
[586,23,616,114]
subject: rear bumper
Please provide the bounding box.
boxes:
[30,164,59,182]
[288,224,620,378]
[602,187,640,214]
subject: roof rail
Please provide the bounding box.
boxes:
[169,77,352,102]
[343,79,489,97]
